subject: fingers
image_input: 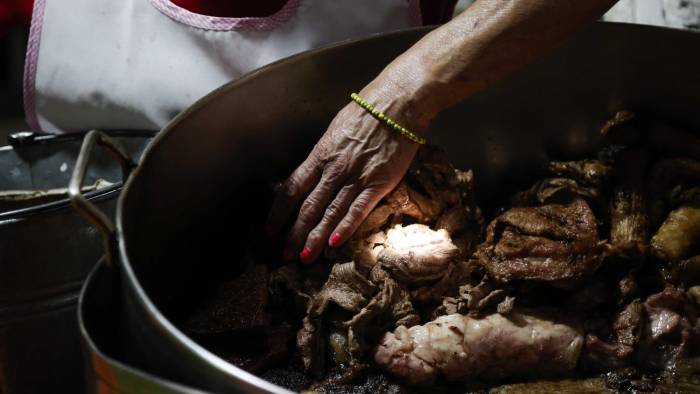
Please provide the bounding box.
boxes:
[265,158,321,235]
[330,187,386,248]
[300,184,361,262]
[285,168,346,261]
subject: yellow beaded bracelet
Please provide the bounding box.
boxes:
[350,93,427,145]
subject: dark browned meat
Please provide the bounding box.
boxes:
[600,110,636,137]
[345,267,419,357]
[650,206,700,262]
[298,262,377,375]
[475,199,604,284]
[378,224,460,283]
[410,261,471,305]
[374,310,583,385]
[352,231,387,273]
[666,255,700,288]
[511,178,603,208]
[609,149,649,259]
[648,158,700,228]
[549,159,612,187]
[183,264,269,336]
[435,278,511,318]
[637,287,700,369]
[585,300,644,368]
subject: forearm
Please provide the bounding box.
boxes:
[368,0,618,127]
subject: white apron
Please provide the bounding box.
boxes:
[23,0,422,133]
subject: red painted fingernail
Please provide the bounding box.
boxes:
[283,249,296,262]
[299,247,313,263]
[329,233,342,248]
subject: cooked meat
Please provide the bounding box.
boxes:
[647,158,700,228]
[435,205,469,236]
[667,255,700,288]
[511,178,603,208]
[585,300,644,368]
[308,262,377,315]
[689,286,700,306]
[184,264,269,336]
[600,110,636,137]
[345,267,419,357]
[352,231,387,273]
[357,205,395,237]
[221,324,294,373]
[378,224,460,283]
[356,181,443,237]
[548,159,611,187]
[650,206,700,262]
[637,287,700,369]
[298,315,326,377]
[410,261,471,305]
[374,310,583,385]
[436,278,510,318]
[387,181,442,224]
[299,262,378,375]
[609,149,649,259]
[475,199,604,284]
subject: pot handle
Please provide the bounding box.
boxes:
[69,130,137,268]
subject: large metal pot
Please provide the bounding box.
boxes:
[0,131,153,394]
[70,23,700,393]
[78,259,208,394]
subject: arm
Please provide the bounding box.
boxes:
[267,0,619,263]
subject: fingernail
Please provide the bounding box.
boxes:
[283,249,296,262]
[264,223,274,235]
[299,247,313,263]
[329,233,342,248]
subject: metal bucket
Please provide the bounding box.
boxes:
[78,259,208,394]
[69,23,700,393]
[0,131,153,394]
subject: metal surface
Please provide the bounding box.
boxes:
[0,131,153,394]
[78,259,208,394]
[75,23,700,393]
[69,130,136,268]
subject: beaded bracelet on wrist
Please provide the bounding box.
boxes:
[350,93,427,145]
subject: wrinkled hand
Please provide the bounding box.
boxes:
[265,89,426,263]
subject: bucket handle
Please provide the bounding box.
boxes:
[69,130,137,268]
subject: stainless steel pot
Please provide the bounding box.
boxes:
[70,23,700,393]
[0,131,153,394]
[78,259,208,394]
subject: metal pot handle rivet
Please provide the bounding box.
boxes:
[69,130,137,268]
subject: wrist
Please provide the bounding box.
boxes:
[358,68,439,136]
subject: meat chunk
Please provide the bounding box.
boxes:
[609,149,649,259]
[378,224,460,283]
[511,178,603,208]
[585,300,644,368]
[647,157,700,228]
[475,199,604,284]
[183,264,269,336]
[374,310,583,385]
[650,206,700,262]
[637,287,700,369]
[345,267,419,357]
[548,159,611,187]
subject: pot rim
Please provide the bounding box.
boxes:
[0,130,155,220]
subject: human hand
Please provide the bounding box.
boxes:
[265,86,428,263]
